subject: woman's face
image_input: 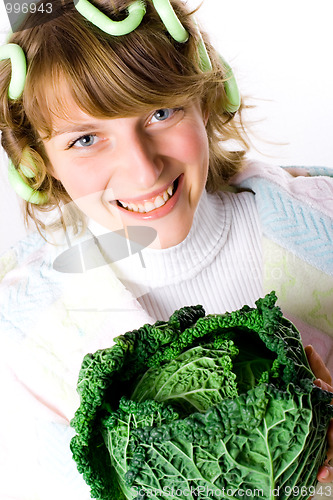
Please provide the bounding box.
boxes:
[43,100,209,249]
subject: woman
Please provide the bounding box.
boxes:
[0,0,332,498]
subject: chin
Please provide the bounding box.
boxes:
[154,219,193,249]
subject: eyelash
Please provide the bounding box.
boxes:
[67,134,98,150]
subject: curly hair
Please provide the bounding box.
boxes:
[0,0,249,234]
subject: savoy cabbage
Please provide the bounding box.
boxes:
[70,292,333,499]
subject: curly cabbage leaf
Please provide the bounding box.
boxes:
[70,292,333,500]
[131,341,240,414]
[115,387,315,500]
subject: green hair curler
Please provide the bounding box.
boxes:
[0,43,26,99]
[150,0,188,42]
[219,56,241,114]
[74,0,146,36]
[8,159,48,205]
[0,45,45,203]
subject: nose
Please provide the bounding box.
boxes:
[123,128,163,188]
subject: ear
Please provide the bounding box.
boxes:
[44,159,59,180]
[43,150,60,180]
[203,108,210,126]
[200,102,210,126]
[51,169,60,181]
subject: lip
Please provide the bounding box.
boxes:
[112,174,184,220]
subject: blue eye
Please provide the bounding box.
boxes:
[69,134,99,149]
[151,108,173,123]
[76,135,96,147]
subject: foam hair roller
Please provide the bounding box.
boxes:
[8,159,48,205]
[0,43,26,99]
[74,0,146,36]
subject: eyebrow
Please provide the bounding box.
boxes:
[50,123,100,138]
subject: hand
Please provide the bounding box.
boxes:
[305,345,333,483]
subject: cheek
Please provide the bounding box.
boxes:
[175,124,209,166]
[53,159,109,200]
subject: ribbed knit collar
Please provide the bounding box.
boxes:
[107,189,232,287]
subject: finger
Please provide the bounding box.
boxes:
[305,345,333,385]
[318,465,333,483]
[284,167,310,177]
[314,379,333,393]
[314,380,333,406]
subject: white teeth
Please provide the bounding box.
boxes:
[143,201,155,212]
[154,195,165,208]
[118,181,176,213]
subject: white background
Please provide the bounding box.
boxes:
[0,0,333,254]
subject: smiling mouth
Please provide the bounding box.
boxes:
[116,177,179,214]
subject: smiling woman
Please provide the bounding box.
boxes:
[0,1,332,500]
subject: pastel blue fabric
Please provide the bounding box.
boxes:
[236,164,333,277]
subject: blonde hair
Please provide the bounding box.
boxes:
[0,0,249,234]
